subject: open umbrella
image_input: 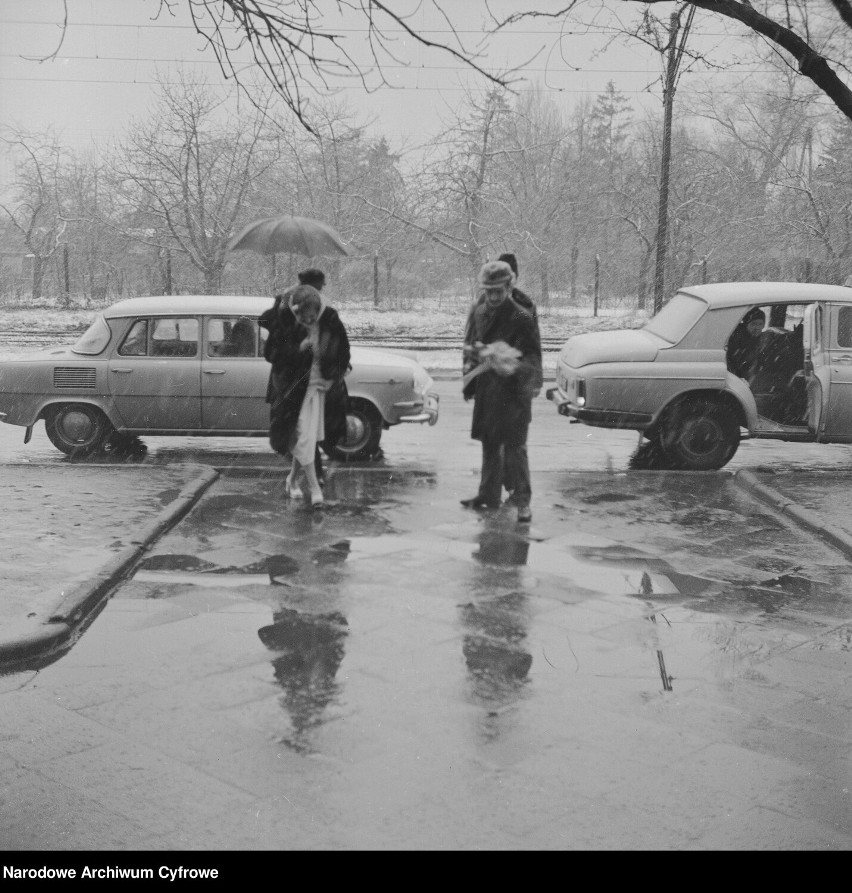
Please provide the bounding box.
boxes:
[228,215,351,257]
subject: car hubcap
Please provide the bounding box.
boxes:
[61,410,94,443]
[682,419,720,457]
[344,414,366,448]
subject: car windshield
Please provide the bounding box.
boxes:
[642,293,707,344]
[71,315,112,355]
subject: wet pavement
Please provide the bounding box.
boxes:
[2,379,852,849]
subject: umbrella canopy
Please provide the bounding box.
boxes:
[228,215,351,257]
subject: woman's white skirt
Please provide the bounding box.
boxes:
[291,382,326,465]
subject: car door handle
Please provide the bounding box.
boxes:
[834,355,852,363]
[203,369,226,375]
[111,368,133,373]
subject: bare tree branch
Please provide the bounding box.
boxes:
[494,2,852,125]
[21,0,69,62]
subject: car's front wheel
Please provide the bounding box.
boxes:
[44,403,115,458]
[658,397,740,471]
[327,399,383,461]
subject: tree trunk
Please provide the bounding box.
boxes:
[31,255,44,302]
[654,11,680,315]
[638,248,650,311]
[62,245,71,307]
[570,245,579,302]
[539,262,550,310]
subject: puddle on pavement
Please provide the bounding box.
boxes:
[129,515,845,621]
[578,492,641,504]
[134,551,301,589]
[311,541,353,565]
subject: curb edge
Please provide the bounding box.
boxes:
[732,468,852,560]
[0,465,220,671]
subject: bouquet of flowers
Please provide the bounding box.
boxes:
[463,340,521,388]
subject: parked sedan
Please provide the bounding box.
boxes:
[547,281,852,470]
[0,295,439,459]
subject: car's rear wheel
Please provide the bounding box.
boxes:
[327,400,383,462]
[44,403,115,458]
[658,397,740,471]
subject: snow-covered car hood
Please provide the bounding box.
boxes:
[560,329,663,368]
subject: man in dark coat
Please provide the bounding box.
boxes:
[259,285,350,484]
[463,253,542,506]
[461,260,542,524]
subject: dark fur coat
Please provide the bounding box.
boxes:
[259,301,351,456]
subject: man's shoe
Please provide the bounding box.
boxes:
[516,506,532,523]
[460,496,499,510]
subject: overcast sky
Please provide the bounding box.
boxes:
[0,0,765,184]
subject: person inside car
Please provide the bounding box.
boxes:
[726,307,766,381]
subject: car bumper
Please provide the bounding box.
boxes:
[546,387,651,429]
[396,392,439,425]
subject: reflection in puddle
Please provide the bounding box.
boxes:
[311,541,352,566]
[474,533,530,567]
[646,611,674,692]
[461,532,533,741]
[460,593,532,709]
[257,609,349,754]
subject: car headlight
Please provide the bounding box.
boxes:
[412,365,434,399]
[576,378,586,407]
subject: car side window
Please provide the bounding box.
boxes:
[151,318,198,357]
[118,319,149,356]
[207,317,258,358]
[837,307,852,348]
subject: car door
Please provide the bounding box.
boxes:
[803,303,829,436]
[200,315,269,431]
[820,303,852,438]
[107,316,202,430]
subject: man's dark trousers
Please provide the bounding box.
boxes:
[478,440,531,507]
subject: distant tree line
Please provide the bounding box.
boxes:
[2,56,851,312]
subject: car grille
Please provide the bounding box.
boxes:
[53,367,96,389]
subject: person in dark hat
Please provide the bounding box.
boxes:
[297,267,326,291]
[463,252,543,505]
[727,306,766,381]
[461,260,542,524]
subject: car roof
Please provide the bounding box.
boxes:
[102,295,275,318]
[678,281,852,308]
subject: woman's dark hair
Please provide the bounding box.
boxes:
[298,268,326,289]
[743,307,766,325]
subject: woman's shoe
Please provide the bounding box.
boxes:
[284,475,303,499]
[309,490,325,509]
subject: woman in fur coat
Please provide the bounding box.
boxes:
[261,284,350,507]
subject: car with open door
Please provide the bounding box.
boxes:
[546,281,852,470]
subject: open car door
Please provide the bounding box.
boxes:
[803,303,829,438]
